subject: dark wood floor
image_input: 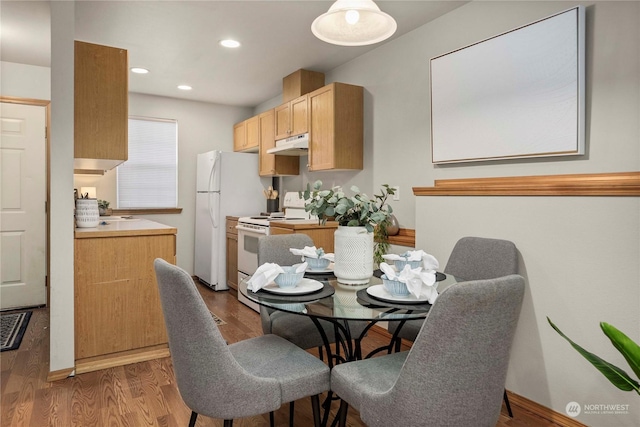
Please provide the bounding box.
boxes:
[1,283,564,426]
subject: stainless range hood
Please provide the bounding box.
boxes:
[267,133,309,156]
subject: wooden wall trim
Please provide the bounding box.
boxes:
[506,391,588,427]
[413,172,640,196]
[47,368,74,382]
[386,228,416,247]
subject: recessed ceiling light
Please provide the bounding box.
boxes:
[177,85,192,91]
[220,39,241,48]
[130,67,149,74]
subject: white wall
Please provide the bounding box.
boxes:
[74,93,253,274]
[314,1,639,425]
[1,62,51,99]
[49,0,76,374]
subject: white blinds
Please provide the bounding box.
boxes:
[117,117,178,208]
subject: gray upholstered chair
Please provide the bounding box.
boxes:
[153,259,330,427]
[388,236,519,416]
[258,234,367,359]
[331,274,525,427]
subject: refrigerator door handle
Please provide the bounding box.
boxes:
[208,152,220,228]
[208,192,218,228]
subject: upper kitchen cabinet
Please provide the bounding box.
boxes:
[74,41,128,171]
[282,69,325,103]
[259,109,299,176]
[233,116,259,153]
[233,121,246,151]
[275,94,309,141]
[308,83,363,171]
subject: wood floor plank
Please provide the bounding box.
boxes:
[0,291,569,427]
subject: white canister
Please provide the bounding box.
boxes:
[75,198,100,228]
[333,226,374,285]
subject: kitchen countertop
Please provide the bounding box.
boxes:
[74,217,177,239]
[268,219,339,229]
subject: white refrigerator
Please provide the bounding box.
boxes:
[194,150,270,290]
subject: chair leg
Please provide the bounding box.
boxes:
[318,345,324,361]
[289,401,295,427]
[188,412,198,427]
[223,420,233,427]
[338,400,349,427]
[311,395,322,427]
[394,337,402,353]
[504,389,513,417]
[269,411,275,427]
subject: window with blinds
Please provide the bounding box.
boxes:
[117,117,178,208]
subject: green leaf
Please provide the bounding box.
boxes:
[325,206,335,217]
[548,318,640,394]
[601,322,640,380]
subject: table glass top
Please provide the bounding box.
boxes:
[239,272,459,322]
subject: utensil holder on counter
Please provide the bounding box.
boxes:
[266,198,279,213]
[75,198,100,228]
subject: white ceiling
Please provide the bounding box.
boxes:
[1,0,466,107]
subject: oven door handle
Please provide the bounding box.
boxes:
[235,224,269,234]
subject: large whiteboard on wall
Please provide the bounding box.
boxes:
[430,7,585,164]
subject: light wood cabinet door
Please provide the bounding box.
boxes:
[74,41,128,169]
[274,103,290,141]
[274,94,309,141]
[259,109,299,177]
[244,115,260,151]
[74,234,175,360]
[233,121,246,151]
[290,94,309,136]
[308,83,363,171]
[226,218,239,290]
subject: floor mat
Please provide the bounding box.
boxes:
[1,311,32,352]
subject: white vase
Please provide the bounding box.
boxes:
[334,226,374,285]
[75,199,99,228]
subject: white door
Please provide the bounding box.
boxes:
[0,102,47,309]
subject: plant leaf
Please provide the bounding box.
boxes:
[601,322,640,380]
[548,318,640,393]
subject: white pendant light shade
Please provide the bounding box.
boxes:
[311,0,397,46]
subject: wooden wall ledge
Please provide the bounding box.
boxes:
[413,172,640,197]
[386,228,416,247]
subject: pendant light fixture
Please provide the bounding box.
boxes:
[311,0,397,46]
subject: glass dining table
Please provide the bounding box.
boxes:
[239,270,460,367]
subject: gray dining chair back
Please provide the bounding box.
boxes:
[153,258,329,427]
[444,236,518,280]
[391,236,519,343]
[331,274,526,427]
[257,234,314,335]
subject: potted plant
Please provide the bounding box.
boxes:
[97,199,111,216]
[301,181,395,284]
[548,317,640,395]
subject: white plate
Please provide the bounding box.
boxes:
[366,284,431,303]
[261,278,324,295]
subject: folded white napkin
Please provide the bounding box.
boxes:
[246,262,284,292]
[290,246,335,262]
[380,262,439,303]
[382,250,440,271]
